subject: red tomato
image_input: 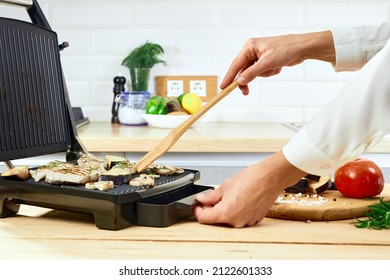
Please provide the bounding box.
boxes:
[334,158,384,199]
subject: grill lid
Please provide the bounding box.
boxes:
[0,0,84,162]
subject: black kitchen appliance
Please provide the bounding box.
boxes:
[0,0,212,230]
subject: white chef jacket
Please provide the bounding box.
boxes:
[283,22,390,176]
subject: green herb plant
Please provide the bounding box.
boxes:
[353,198,390,229]
[121,42,165,92]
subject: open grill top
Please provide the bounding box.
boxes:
[0,0,82,162]
[0,17,73,161]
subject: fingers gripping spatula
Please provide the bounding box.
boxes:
[132,80,238,173]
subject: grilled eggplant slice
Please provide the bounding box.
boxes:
[285,175,331,194]
[307,175,331,194]
[129,174,160,187]
[104,155,128,169]
[149,164,184,175]
[99,168,132,185]
[99,159,134,185]
[1,165,30,180]
[284,179,309,194]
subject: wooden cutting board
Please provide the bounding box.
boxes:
[266,184,390,221]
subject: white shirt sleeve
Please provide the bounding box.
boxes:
[332,22,390,71]
[283,37,390,176]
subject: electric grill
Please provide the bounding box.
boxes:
[0,0,212,230]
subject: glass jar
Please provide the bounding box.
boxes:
[116,91,150,125]
[129,68,150,92]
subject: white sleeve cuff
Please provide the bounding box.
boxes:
[331,27,363,72]
[331,23,390,72]
[282,127,340,176]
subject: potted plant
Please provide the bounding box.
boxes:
[121,41,166,92]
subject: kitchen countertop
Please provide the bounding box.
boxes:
[1,185,389,260]
[77,121,294,153]
[77,121,390,153]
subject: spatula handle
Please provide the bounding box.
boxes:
[133,80,238,173]
[171,79,239,140]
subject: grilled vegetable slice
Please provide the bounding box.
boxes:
[285,175,331,194]
[85,181,114,191]
[149,164,184,175]
[99,168,132,185]
[129,174,160,187]
[1,166,30,180]
[112,160,134,170]
[307,175,332,194]
[284,179,308,194]
[104,155,128,169]
[45,165,91,185]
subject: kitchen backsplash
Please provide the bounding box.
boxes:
[1,0,389,123]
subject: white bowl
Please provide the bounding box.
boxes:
[142,114,198,129]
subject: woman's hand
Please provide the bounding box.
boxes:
[192,151,307,228]
[221,31,335,95]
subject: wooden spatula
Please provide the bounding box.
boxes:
[132,80,238,173]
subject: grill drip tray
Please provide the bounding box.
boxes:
[0,169,213,230]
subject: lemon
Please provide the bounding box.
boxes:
[181,92,202,114]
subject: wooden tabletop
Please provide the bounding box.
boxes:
[1,186,390,260]
[77,121,390,153]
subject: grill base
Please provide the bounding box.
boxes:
[0,169,213,230]
[0,192,135,230]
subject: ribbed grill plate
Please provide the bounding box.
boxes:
[0,18,71,160]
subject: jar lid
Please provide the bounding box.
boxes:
[115,91,151,103]
[129,91,151,100]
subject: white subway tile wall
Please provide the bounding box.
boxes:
[1,0,390,122]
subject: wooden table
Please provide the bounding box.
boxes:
[1,190,389,260]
